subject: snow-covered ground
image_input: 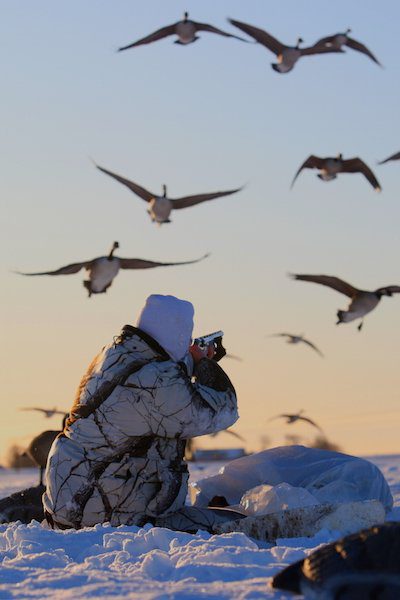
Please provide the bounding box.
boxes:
[0,455,399,599]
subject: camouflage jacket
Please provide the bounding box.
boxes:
[43,325,238,528]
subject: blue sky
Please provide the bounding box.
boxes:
[1,0,400,458]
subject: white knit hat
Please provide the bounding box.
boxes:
[136,294,194,362]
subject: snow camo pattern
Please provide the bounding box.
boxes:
[43,325,238,529]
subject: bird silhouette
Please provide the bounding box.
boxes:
[185,428,245,461]
[15,242,209,297]
[96,164,242,225]
[269,333,324,357]
[225,354,243,362]
[210,429,245,442]
[312,29,382,66]
[290,273,400,330]
[19,407,66,419]
[291,154,381,190]
[118,11,247,51]
[269,410,323,432]
[228,19,343,73]
[378,151,400,165]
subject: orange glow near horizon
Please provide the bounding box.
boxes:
[1,0,400,462]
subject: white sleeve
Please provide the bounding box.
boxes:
[121,359,238,439]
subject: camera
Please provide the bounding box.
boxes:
[193,330,226,361]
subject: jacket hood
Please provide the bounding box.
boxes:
[136,294,194,362]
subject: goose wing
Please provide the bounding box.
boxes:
[269,333,292,339]
[312,34,337,47]
[228,19,285,55]
[118,23,177,51]
[378,151,400,165]
[300,45,345,56]
[192,21,248,41]
[291,274,358,298]
[119,253,209,269]
[96,165,155,202]
[341,158,381,191]
[16,260,89,276]
[298,415,323,430]
[225,353,243,362]
[291,155,326,188]
[211,429,245,441]
[346,36,382,66]
[171,187,242,209]
[375,285,400,294]
[300,338,324,357]
[267,414,286,422]
[225,429,245,441]
[20,407,64,415]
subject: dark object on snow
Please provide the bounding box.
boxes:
[0,485,45,524]
[25,414,68,485]
[272,522,400,598]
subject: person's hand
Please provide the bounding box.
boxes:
[189,343,216,364]
[213,336,227,362]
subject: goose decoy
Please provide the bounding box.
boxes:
[16,242,209,297]
[291,154,381,191]
[19,407,66,419]
[118,11,247,51]
[268,410,323,432]
[272,522,400,598]
[378,151,400,165]
[291,273,400,330]
[269,333,324,357]
[228,19,343,73]
[0,485,46,524]
[313,28,382,66]
[96,165,242,225]
[25,414,68,485]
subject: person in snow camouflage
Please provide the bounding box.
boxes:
[43,295,239,530]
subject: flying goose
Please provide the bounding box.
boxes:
[268,410,323,432]
[210,429,245,442]
[378,151,400,165]
[272,523,400,597]
[118,11,246,51]
[96,164,242,225]
[291,273,400,330]
[225,353,243,362]
[16,242,209,297]
[228,19,343,73]
[313,29,382,66]
[19,407,66,419]
[185,428,245,461]
[291,154,381,191]
[269,333,324,357]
